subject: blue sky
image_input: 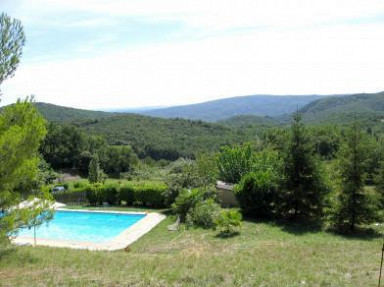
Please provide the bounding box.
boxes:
[1,0,384,109]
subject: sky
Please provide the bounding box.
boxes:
[1,0,384,109]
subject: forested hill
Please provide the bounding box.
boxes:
[34,102,115,122]
[218,115,282,129]
[141,95,325,122]
[25,102,257,160]
[299,92,384,128]
[77,114,255,160]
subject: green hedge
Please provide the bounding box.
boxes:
[75,181,169,207]
[118,185,135,206]
[118,182,168,208]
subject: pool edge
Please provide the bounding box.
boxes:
[11,210,166,251]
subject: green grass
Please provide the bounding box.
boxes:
[1,212,383,286]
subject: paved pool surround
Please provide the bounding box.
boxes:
[12,209,166,251]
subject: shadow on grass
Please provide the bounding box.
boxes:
[243,216,383,240]
[327,226,383,240]
[215,231,240,239]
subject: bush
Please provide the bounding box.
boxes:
[172,188,205,222]
[73,182,85,189]
[86,183,103,206]
[118,185,135,206]
[217,143,254,184]
[100,184,118,205]
[235,171,279,218]
[215,209,242,235]
[186,198,221,228]
[134,183,167,207]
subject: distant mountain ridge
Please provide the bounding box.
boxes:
[140,95,328,122]
[299,92,384,126]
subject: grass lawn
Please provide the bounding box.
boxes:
[0,209,383,286]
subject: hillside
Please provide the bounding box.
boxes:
[141,95,325,121]
[77,114,256,160]
[299,92,384,130]
[34,102,115,122]
[218,115,281,128]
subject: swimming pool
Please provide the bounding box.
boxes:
[17,210,146,243]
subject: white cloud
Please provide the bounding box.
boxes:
[1,0,384,108]
[2,21,384,109]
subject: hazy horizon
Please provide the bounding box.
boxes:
[1,0,384,109]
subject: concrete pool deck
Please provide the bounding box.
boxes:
[11,209,166,251]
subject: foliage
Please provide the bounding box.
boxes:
[118,185,135,206]
[331,121,380,231]
[375,160,384,208]
[100,184,118,205]
[77,113,253,161]
[280,112,327,220]
[134,182,168,207]
[299,92,384,129]
[235,151,281,218]
[99,145,138,177]
[85,183,103,206]
[164,155,218,205]
[186,198,221,228]
[172,189,205,222]
[215,209,242,235]
[40,122,106,171]
[36,158,57,185]
[88,154,105,184]
[0,13,25,89]
[217,143,255,184]
[0,100,51,246]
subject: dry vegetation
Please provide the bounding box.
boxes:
[0,211,383,286]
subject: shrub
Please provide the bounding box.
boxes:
[186,198,221,228]
[118,185,135,206]
[100,184,118,205]
[86,183,103,206]
[172,188,205,222]
[215,209,242,235]
[235,171,279,218]
[217,143,254,184]
[73,182,85,189]
[134,182,168,208]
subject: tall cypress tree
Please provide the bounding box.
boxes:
[332,121,378,231]
[280,112,326,220]
[88,154,104,184]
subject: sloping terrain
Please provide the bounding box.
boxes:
[141,95,325,121]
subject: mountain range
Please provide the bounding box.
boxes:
[140,95,325,122]
[1,91,382,160]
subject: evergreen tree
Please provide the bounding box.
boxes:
[0,13,25,91]
[375,161,384,216]
[332,121,379,231]
[88,154,104,184]
[0,14,52,247]
[280,112,326,220]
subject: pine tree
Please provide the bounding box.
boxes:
[333,121,378,232]
[280,112,326,220]
[375,160,384,213]
[88,154,104,184]
[0,14,52,247]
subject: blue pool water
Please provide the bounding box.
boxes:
[17,210,146,243]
